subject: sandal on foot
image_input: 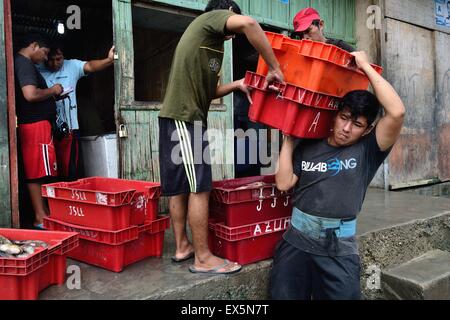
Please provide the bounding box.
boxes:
[189,259,242,275]
[171,251,195,263]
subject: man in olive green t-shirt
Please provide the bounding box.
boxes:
[159,0,284,274]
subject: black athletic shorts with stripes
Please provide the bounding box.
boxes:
[158,117,212,196]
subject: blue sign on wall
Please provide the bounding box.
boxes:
[435,0,450,27]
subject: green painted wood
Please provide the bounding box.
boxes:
[308,0,356,43]
[344,0,356,44]
[145,0,208,11]
[113,0,134,108]
[207,110,234,181]
[121,110,153,181]
[0,0,11,228]
[150,0,355,43]
[247,0,290,29]
[113,0,136,180]
[121,108,169,212]
[214,39,234,180]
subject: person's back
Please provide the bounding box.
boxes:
[160,10,234,125]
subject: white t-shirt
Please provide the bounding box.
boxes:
[38,59,87,130]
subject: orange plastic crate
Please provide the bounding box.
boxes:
[257,32,383,97]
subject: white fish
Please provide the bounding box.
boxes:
[0,243,23,255]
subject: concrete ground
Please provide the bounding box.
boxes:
[39,188,450,300]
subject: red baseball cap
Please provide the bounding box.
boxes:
[293,7,321,32]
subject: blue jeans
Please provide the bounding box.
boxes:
[270,239,361,300]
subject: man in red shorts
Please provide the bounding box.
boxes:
[14,33,63,229]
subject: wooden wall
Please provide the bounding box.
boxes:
[383,0,450,188]
[435,31,450,180]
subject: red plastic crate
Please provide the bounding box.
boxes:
[245,71,341,110]
[211,175,293,227]
[208,217,291,265]
[0,246,48,276]
[44,217,139,244]
[76,177,161,222]
[244,72,337,139]
[0,269,42,300]
[42,177,161,230]
[44,216,170,272]
[256,31,383,97]
[0,228,78,300]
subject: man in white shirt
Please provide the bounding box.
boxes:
[39,44,114,180]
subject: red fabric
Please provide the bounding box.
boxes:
[18,120,57,180]
[293,7,321,32]
[54,131,78,178]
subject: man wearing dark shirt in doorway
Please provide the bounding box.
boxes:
[14,33,63,229]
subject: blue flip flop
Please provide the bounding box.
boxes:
[33,223,45,230]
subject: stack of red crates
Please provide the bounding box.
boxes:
[42,177,169,272]
[246,31,383,139]
[0,228,78,300]
[208,175,293,265]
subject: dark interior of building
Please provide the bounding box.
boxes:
[12,0,115,136]
[11,0,115,227]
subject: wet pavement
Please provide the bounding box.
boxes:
[39,188,450,300]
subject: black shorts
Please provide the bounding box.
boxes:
[159,117,212,196]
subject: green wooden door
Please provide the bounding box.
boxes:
[113,0,234,185]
